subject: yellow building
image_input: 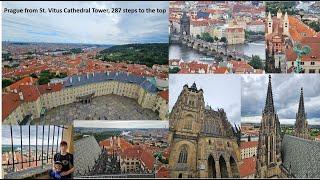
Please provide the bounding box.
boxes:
[3,72,168,124]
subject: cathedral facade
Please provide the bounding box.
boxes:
[168,83,241,178]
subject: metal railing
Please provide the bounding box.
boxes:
[2,125,67,173]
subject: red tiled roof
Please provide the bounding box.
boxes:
[158,90,169,101]
[214,67,229,74]
[289,16,317,42]
[7,77,37,91]
[18,85,41,102]
[239,157,256,178]
[286,37,320,62]
[156,166,169,178]
[2,93,21,120]
[240,141,258,149]
[140,150,155,171]
[226,27,244,33]
[38,83,63,95]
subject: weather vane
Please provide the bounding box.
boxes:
[293,43,311,73]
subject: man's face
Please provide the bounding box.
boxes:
[60,145,67,153]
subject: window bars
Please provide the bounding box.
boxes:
[2,125,67,173]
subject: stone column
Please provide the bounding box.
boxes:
[226,161,232,178]
[215,160,221,178]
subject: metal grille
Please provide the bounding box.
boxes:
[2,125,67,173]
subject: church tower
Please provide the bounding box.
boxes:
[180,11,190,36]
[168,82,205,178]
[276,9,282,19]
[169,83,241,178]
[267,12,273,35]
[283,12,289,36]
[256,75,282,178]
[294,88,309,139]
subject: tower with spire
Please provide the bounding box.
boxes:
[283,12,289,36]
[294,88,309,139]
[256,75,282,178]
[168,82,241,178]
[267,12,273,35]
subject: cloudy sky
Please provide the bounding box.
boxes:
[242,74,320,125]
[2,125,62,145]
[74,120,168,129]
[2,1,168,44]
[169,74,241,125]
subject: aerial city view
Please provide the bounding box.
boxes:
[2,1,169,125]
[73,121,170,178]
[265,1,320,73]
[1,1,320,179]
[169,1,266,74]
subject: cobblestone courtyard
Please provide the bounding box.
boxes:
[34,95,160,125]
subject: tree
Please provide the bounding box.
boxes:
[2,79,13,88]
[30,73,38,78]
[214,36,219,42]
[38,76,50,85]
[169,67,180,74]
[220,37,227,43]
[200,32,214,42]
[249,55,263,69]
[215,56,223,62]
[196,34,201,39]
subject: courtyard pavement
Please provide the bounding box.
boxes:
[33,94,160,125]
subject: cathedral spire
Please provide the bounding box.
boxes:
[297,87,305,118]
[190,82,197,91]
[264,75,275,114]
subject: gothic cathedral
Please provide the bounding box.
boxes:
[255,75,282,178]
[168,83,241,178]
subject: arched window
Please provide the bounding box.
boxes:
[178,146,188,163]
[184,114,193,130]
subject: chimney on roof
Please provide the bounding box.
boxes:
[78,76,81,82]
[86,73,89,79]
[70,77,73,83]
[19,92,24,101]
[93,72,95,77]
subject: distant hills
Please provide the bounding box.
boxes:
[97,43,169,67]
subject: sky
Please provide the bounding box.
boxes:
[2,125,63,146]
[2,1,168,44]
[74,120,169,129]
[242,74,320,125]
[169,74,241,125]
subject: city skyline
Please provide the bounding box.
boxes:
[3,1,168,44]
[242,74,320,125]
[2,125,62,145]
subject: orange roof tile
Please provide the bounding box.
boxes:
[239,157,256,177]
[158,90,169,101]
[2,93,21,120]
[7,77,38,91]
[240,141,258,149]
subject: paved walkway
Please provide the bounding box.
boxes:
[34,95,160,125]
